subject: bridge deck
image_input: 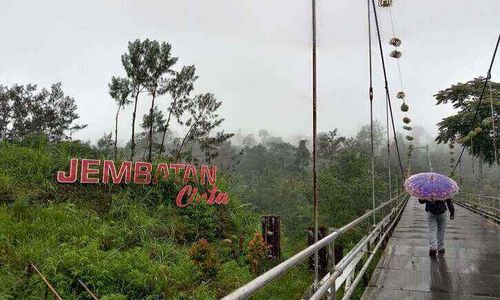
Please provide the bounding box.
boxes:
[362,198,500,300]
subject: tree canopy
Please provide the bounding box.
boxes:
[111,39,229,162]
[435,77,499,164]
[0,83,86,141]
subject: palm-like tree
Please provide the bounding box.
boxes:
[121,39,148,161]
[143,41,178,162]
[108,76,131,159]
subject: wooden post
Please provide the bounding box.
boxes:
[261,215,281,260]
[308,226,328,277]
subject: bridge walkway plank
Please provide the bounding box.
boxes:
[361,198,500,300]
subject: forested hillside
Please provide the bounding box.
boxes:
[0,129,496,299]
[0,137,261,299]
[0,36,497,299]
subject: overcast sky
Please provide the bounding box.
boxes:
[0,0,499,144]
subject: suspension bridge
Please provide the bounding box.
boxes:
[22,0,500,299]
[362,197,499,299]
[220,194,499,300]
[221,0,500,298]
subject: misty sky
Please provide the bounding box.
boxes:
[0,0,499,145]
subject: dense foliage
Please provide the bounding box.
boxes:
[109,39,232,162]
[1,127,497,299]
[0,137,262,299]
[0,83,86,141]
[230,126,398,251]
[435,78,499,195]
[435,78,499,165]
[0,126,406,299]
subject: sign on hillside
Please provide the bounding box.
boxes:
[57,159,229,208]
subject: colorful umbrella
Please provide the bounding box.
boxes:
[404,172,459,201]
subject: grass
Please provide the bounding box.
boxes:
[0,137,384,299]
[0,139,312,299]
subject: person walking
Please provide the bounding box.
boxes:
[418,198,455,257]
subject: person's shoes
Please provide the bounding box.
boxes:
[438,249,445,254]
[429,249,437,257]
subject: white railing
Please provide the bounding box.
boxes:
[308,194,407,300]
[455,193,499,222]
[222,193,409,300]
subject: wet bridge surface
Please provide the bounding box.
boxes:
[362,198,500,300]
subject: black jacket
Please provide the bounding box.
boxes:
[418,199,455,216]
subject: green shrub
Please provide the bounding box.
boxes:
[246,232,267,275]
[0,140,277,298]
[189,238,221,281]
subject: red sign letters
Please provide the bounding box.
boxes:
[57,159,229,208]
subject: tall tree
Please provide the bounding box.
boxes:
[158,65,198,157]
[0,85,10,139]
[118,39,198,161]
[141,106,166,152]
[356,121,384,152]
[7,84,36,139]
[241,134,257,148]
[108,76,131,159]
[199,131,235,163]
[174,93,232,162]
[317,129,345,163]
[267,142,297,171]
[0,83,85,141]
[121,39,148,160]
[435,77,500,193]
[143,41,178,162]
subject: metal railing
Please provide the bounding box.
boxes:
[309,194,407,300]
[341,197,405,300]
[222,193,408,300]
[455,193,499,223]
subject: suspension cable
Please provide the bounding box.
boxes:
[387,3,410,182]
[388,8,404,92]
[488,81,499,197]
[388,8,397,38]
[385,93,392,200]
[367,0,376,226]
[311,0,319,291]
[453,34,500,173]
[370,0,405,176]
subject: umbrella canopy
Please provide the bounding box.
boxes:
[404,172,459,201]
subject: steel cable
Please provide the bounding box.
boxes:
[371,0,405,176]
[453,34,500,173]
